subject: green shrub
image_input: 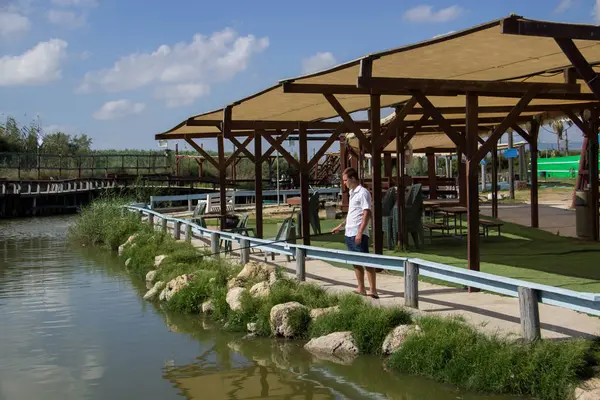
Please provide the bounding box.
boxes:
[165,270,216,313]
[286,307,312,339]
[388,316,595,400]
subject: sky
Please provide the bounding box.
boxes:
[0,0,598,152]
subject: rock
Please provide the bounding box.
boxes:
[304,331,359,357]
[576,378,600,400]
[268,271,278,286]
[154,255,168,268]
[237,261,275,281]
[146,270,157,283]
[118,234,137,256]
[381,325,420,355]
[125,258,132,267]
[143,281,165,301]
[159,274,193,301]
[227,277,245,289]
[201,300,214,314]
[226,287,246,311]
[310,306,340,320]
[270,302,308,338]
[209,277,216,284]
[247,322,257,333]
[250,281,271,298]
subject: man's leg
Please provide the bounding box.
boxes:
[365,267,378,297]
[354,266,366,294]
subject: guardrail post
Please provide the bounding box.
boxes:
[240,238,249,265]
[185,224,192,243]
[138,210,143,221]
[404,261,419,309]
[188,199,192,212]
[518,287,541,342]
[161,217,168,233]
[174,221,181,240]
[121,207,126,217]
[148,213,154,228]
[296,248,306,281]
[211,232,220,256]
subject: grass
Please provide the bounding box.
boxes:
[388,316,600,400]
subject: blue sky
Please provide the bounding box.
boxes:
[0,0,597,151]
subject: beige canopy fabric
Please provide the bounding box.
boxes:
[157,15,600,140]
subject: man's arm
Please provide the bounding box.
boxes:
[356,209,371,237]
[332,215,347,234]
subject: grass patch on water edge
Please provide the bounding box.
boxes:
[72,199,600,400]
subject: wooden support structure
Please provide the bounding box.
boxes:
[185,224,192,243]
[426,153,437,199]
[590,111,599,241]
[397,126,407,249]
[518,286,541,342]
[174,221,181,240]
[299,123,311,245]
[296,247,306,281]
[371,94,383,254]
[254,133,263,238]
[492,144,499,218]
[466,93,480,275]
[404,261,419,308]
[340,136,349,213]
[240,238,249,265]
[530,120,540,228]
[211,232,219,256]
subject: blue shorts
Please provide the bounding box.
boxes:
[345,235,369,253]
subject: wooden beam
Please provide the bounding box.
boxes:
[222,106,232,138]
[371,94,383,255]
[212,120,371,130]
[324,94,371,148]
[224,136,253,168]
[307,127,342,170]
[563,109,590,135]
[184,138,219,169]
[254,132,263,238]
[413,91,466,151]
[375,97,418,148]
[511,124,532,143]
[263,132,300,169]
[217,133,227,223]
[474,87,539,163]
[466,93,480,275]
[358,76,580,95]
[228,135,255,162]
[530,120,540,228]
[408,102,600,115]
[590,110,599,241]
[501,16,600,41]
[555,38,600,101]
[299,123,311,245]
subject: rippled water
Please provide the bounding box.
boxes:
[0,216,524,400]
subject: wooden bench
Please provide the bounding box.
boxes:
[423,222,451,242]
[479,219,503,237]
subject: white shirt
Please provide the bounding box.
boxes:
[345,184,371,237]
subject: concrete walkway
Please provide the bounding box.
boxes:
[184,233,600,341]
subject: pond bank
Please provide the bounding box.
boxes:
[69,199,600,400]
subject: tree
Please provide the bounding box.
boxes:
[551,119,564,154]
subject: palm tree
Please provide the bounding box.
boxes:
[551,120,564,154]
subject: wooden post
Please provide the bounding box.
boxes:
[121,207,126,217]
[299,123,311,245]
[254,132,263,238]
[518,287,541,342]
[161,217,167,233]
[589,110,599,241]
[397,128,406,248]
[211,232,220,256]
[296,247,306,281]
[466,93,480,274]
[188,199,192,212]
[371,94,383,254]
[492,144,499,219]
[174,221,181,240]
[340,137,349,213]
[384,152,393,186]
[508,131,515,199]
[138,210,143,221]
[404,261,419,308]
[530,120,540,228]
[427,152,437,199]
[458,150,467,206]
[185,224,192,243]
[219,107,230,228]
[148,213,154,228]
[240,238,249,265]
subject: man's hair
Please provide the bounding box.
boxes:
[342,167,358,180]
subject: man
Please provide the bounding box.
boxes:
[332,167,378,299]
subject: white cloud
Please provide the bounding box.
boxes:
[77,28,269,107]
[554,0,573,13]
[51,0,98,7]
[47,9,86,28]
[0,11,31,37]
[93,99,145,120]
[43,124,76,134]
[154,83,210,108]
[403,5,464,23]
[0,39,68,86]
[594,0,600,24]
[302,52,336,74]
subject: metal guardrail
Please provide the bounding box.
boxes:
[125,205,600,341]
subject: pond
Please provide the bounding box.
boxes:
[0,216,524,400]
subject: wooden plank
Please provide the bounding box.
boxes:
[473,87,539,163]
[530,120,540,228]
[492,144,498,218]
[228,136,255,162]
[263,132,300,169]
[518,287,541,343]
[215,120,370,130]
[413,91,466,151]
[404,262,419,308]
[254,132,263,238]
[296,248,306,281]
[555,38,600,101]
[376,97,418,148]
[408,102,600,115]
[184,138,219,169]
[224,136,254,168]
[340,137,349,213]
[308,126,343,170]
[260,130,291,163]
[299,124,311,246]
[371,94,383,255]
[324,94,371,148]
[466,93,480,274]
[358,76,581,95]
[502,16,600,41]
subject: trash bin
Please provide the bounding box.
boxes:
[575,190,593,239]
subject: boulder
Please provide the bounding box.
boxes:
[118,234,137,256]
[309,306,340,320]
[576,378,600,400]
[268,271,278,286]
[159,274,193,301]
[143,281,165,301]
[247,322,257,333]
[227,277,245,289]
[250,281,271,298]
[125,258,132,267]
[154,255,168,268]
[201,300,214,314]
[145,270,157,283]
[237,261,275,281]
[226,287,246,311]
[270,302,308,338]
[304,331,359,357]
[381,324,420,355]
